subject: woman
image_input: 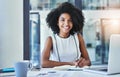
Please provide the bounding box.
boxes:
[42,2,91,68]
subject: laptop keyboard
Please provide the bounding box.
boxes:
[98,68,108,72]
[88,67,108,72]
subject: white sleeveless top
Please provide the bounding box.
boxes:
[50,33,81,62]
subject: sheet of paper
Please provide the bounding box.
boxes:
[52,65,84,71]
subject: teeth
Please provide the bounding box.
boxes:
[64,26,69,29]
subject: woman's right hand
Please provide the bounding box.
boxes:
[75,57,86,67]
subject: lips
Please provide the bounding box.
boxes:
[63,26,70,30]
[62,26,71,33]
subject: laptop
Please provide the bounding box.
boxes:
[84,34,120,75]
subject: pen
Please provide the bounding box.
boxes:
[75,58,81,68]
[75,63,77,68]
[75,62,79,68]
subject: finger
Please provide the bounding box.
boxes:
[81,58,86,64]
[78,58,86,67]
[75,62,78,67]
[77,57,83,63]
[75,59,82,67]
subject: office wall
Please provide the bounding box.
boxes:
[0,0,23,68]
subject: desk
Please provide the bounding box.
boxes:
[0,68,120,77]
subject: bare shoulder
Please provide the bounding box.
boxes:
[77,33,82,37]
[77,33,84,41]
[42,36,53,53]
[45,36,53,45]
[46,36,52,41]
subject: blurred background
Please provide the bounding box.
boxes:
[29,0,120,68]
[1,0,120,69]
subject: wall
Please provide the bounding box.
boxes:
[40,10,51,53]
[0,0,23,68]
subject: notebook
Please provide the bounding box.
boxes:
[52,65,89,71]
[84,34,120,75]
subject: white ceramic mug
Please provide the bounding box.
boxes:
[14,61,32,77]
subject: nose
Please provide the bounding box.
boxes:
[64,20,69,25]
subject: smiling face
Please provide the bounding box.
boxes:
[58,13,73,36]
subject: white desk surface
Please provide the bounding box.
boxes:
[1,68,120,77]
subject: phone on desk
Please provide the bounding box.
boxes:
[0,68,15,73]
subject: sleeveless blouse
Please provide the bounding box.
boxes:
[50,33,81,62]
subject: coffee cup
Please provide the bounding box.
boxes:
[14,61,32,77]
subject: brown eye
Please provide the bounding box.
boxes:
[68,19,72,22]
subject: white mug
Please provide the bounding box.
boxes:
[14,61,32,77]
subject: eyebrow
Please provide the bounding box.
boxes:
[59,16,71,20]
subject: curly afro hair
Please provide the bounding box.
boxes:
[46,2,84,35]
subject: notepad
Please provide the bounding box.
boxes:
[53,65,89,71]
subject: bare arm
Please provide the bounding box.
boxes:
[76,34,91,67]
[41,36,75,68]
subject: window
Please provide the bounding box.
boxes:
[24,0,41,69]
[29,12,40,69]
[101,18,120,63]
[29,0,120,10]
